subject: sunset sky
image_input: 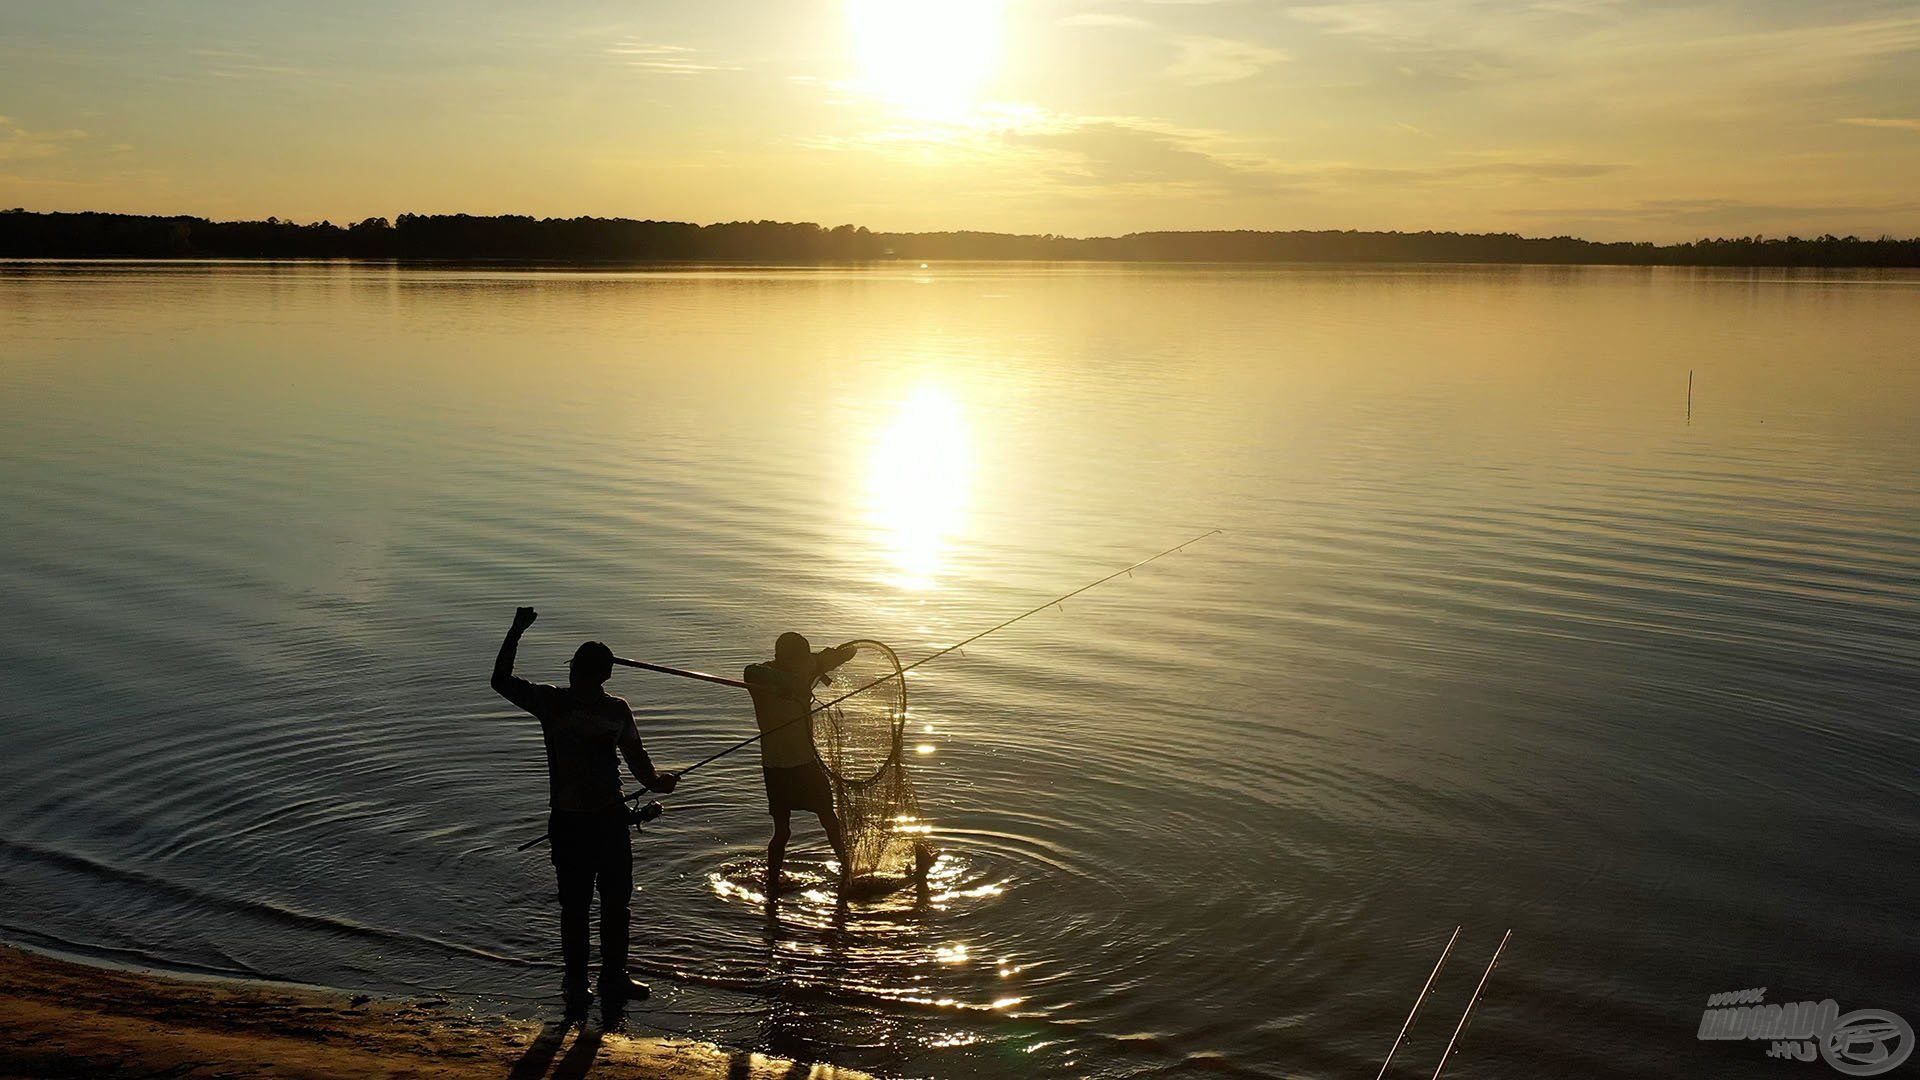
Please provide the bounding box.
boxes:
[3,0,1918,240]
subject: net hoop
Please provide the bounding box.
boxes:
[809,638,928,882]
[810,638,906,786]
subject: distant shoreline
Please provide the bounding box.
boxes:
[9,255,1920,272]
[0,941,866,1079]
[7,209,1919,268]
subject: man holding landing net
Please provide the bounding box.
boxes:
[745,632,855,892]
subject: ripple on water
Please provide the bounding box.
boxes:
[3,264,1919,1079]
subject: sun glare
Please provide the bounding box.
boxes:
[846,0,1005,117]
[869,385,972,589]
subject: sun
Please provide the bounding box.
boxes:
[846,0,1006,117]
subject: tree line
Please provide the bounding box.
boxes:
[4,209,1917,267]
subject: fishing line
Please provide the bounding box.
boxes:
[515,529,1222,851]
[672,528,1223,780]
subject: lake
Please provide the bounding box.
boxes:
[1,261,1915,1078]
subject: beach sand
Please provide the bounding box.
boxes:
[0,944,861,1079]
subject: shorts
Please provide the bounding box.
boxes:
[762,760,835,816]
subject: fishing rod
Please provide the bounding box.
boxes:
[611,656,747,691]
[1431,930,1512,1080]
[658,528,1221,780]
[1375,926,1461,1080]
[515,529,1222,851]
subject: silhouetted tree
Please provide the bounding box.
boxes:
[2,208,1915,266]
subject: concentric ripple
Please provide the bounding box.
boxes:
[2,262,1917,1079]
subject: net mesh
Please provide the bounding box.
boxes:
[810,639,931,883]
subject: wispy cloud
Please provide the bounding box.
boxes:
[1058,13,1153,29]
[1060,10,1287,85]
[1313,158,1628,186]
[1284,2,1920,95]
[1309,158,1624,184]
[193,47,317,82]
[1508,196,1920,228]
[0,121,88,163]
[801,105,1283,197]
[803,92,1626,204]
[1166,36,1289,85]
[604,41,739,75]
[1005,117,1288,192]
[1838,116,1920,132]
[1619,14,1920,93]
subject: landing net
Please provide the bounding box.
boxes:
[811,639,932,883]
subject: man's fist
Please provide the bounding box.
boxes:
[648,771,679,794]
[511,606,538,632]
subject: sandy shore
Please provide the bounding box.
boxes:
[0,944,864,1079]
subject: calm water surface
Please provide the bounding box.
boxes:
[1,262,1916,1078]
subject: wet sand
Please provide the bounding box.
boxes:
[0,944,862,1079]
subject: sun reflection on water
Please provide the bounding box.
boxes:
[868,385,971,589]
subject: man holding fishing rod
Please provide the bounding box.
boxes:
[492,606,677,1016]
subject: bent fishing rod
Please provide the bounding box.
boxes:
[515,529,1222,851]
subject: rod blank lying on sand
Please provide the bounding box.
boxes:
[1376,925,1462,1080]
[1431,929,1512,1080]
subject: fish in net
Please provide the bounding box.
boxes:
[811,639,936,886]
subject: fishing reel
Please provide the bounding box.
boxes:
[629,795,668,826]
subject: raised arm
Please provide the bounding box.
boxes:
[813,644,857,682]
[491,606,543,712]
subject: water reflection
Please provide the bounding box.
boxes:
[868,385,971,589]
[7,264,1920,1079]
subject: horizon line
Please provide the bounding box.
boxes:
[7,207,1919,249]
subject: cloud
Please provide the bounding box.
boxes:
[1058,11,1287,85]
[1004,118,1287,192]
[1620,13,1920,97]
[1166,36,1289,85]
[804,104,1287,198]
[0,122,87,163]
[1507,197,1920,229]
[192,48,318,82]
[1528,0,1626,13]
[1285,2,1920,92]
[1312,159,1625,184]
[1058,13,1153,29]
[808,98,1619,202]
[1287,3,1416,41]
[1838,116,1920,131]
[604,41,739,75]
